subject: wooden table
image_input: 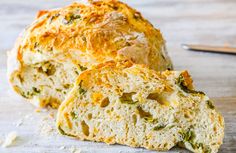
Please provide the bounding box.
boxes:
[0,0,235,152]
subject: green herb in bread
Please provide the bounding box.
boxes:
[8,0,172,108]
[57,61,224,153]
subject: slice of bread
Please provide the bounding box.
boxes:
[56,61,224,153]
[8,0,172,108]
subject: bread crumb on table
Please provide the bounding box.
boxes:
[59,146,66,150]
[69,146,82,153]
[15,119,23,127]
[38,110,57,137]
[1,131,18,148]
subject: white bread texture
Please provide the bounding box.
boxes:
[57,61,224,153]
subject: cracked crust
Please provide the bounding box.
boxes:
[8,0,172,108]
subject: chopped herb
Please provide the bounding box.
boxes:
[153,125,166,131]
[144,117,158,124]
[195,142,204,149]
[56,88,62,92]
[45,64,56,76]
[179,129,197,149]
[190,142,211,153]
[161,54,166,60]
[74,69,80,75]
[17,74,24,83]
[32,87,41,94]
[204,146,212,153]
[58,126,75,137]
[21,87,41,99]
[119,92,137,104]
[81,36,87,42]
[58,126,66,135]
[78,87,86,95]
[78,81,86,95]
[180,130,195,142]
[63,84,71,89]
[79,64,87,71]
[63,14,81,24]
[177,74,204,95]
[34,42,42,53]
[168,125,175,129]
[70,111,78,119]
[206,100,215,109]
[22,93,28,98]
[49,13,60,23]
[34,42,39,49]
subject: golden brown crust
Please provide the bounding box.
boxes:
[8,0,173,108]
[14,0,172,70]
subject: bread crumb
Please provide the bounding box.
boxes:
[15,119,23,127]
[24,114,33,120]
[74,150,82,153]
[59,146,66,150]
[38,110,57,137]
[49,112,54,118]
[69,146,81,153]
[35,108,41,113]
[1,131,18,148]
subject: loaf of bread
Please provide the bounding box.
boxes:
[7,0,172,108]
[56,60,224,153]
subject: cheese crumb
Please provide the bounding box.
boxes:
[35,108,41,113]
[1,131,18,148]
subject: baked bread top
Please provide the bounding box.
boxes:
[57,60,224,153]
[7,0,173,108]
[13,0,172,71]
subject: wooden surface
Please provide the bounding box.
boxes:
[0,0,236,153]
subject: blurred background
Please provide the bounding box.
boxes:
[0,0,236,97]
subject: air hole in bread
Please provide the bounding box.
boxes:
[147,93,165,105]
[81,120,89,136]
[37,62,56,76]
[87,113,92,120]
[213,126,217,132]
[136,106,152,119]
[100,97,110,107]
[184,114,189,118]
[164,143,168,147]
